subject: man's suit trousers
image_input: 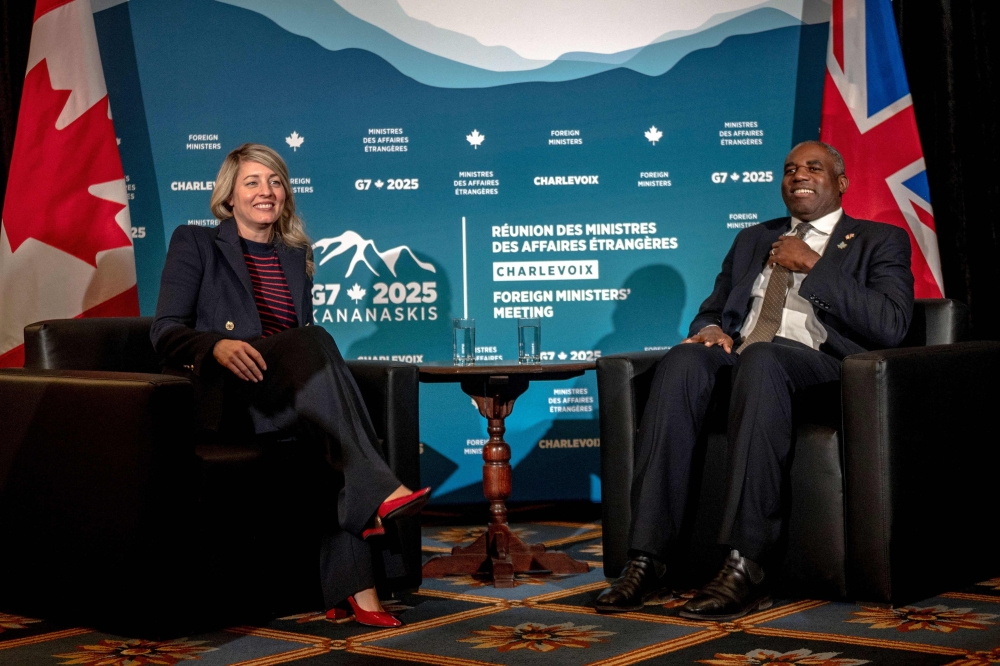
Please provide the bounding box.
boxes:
[220,325,401,607]
[628,337,841,565]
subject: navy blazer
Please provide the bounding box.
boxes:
[689,214,914,359]
[151,217,313,375]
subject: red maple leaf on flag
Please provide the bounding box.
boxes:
[2,58,130,267]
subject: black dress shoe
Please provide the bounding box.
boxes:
[594,555,669,613]
[679,549,772,621]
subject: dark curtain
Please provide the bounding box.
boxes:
[895,1,1000,339]
[1,0,35,208]
[1,1,998,337]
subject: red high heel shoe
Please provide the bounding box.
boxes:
[348,595,401,627]
[378,487,432,521]
[325,596,401,627]
[361,515,385,540]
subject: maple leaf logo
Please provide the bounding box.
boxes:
[374,180,384,189]
[347,283,366,303]
[466,129,485,149]
[644,126,663,145]
[285,131,304,151]
[2,60,130,267]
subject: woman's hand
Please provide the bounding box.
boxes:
[213,339,267,382]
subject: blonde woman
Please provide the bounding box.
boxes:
[151,143,429,626]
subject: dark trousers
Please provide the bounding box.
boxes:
[628,338,841,565]
[220,325,401,607]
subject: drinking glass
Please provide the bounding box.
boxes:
[517,318,541,364]
[453,318,476,366]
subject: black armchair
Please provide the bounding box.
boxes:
[0,317,421,630]
[596,299,1000,603]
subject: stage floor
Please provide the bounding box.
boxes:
[2,519,998,665]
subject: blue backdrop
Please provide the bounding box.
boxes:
[92,0,830,504]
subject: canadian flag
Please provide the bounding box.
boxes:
[0,0,139,367]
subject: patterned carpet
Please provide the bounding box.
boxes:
[2,520,999,665]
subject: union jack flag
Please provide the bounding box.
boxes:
[820,0,943,297]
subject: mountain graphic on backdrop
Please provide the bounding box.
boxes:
[219,0,829,88]
[312,230,436,278]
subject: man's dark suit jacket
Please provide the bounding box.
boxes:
[689,214,914,358]
[150,217,313,428]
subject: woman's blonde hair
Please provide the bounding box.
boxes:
[210,143,314,277]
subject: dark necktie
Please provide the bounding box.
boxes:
[735,222,813,354]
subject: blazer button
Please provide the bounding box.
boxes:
[226,321,235,331]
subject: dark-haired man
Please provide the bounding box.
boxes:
[594,141,914,619]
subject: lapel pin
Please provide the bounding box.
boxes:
[837,241,848,250]
[226,321,235,331]
[845,233,855,240]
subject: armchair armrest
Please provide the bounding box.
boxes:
[345,361,420,489]
[0,369,195,535]
[841,341,1000,602]
[596,351,668,577]
[0,369,196,611]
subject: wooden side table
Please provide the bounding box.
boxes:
[419,361,595,588]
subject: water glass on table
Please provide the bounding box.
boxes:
[453,318,476,366]
[517,318,541,364]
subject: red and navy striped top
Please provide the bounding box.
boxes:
[242,238,297,337]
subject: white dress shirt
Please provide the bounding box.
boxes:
[738,208,843,350]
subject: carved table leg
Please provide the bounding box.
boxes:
[421,374,589,587]
[478,376,524,587]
